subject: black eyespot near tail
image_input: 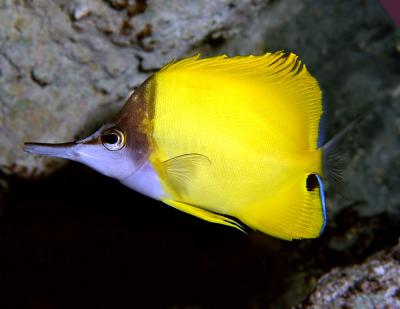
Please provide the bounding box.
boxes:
[306,174,318,192]
[305,173,327,236]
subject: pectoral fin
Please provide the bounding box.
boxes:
[156,153,211,197]
[162,198,245,232]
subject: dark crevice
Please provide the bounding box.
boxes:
[134,54,159,74]
[30,69,50,87]
[203,31,227,48]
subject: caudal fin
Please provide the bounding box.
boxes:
[322,115,362,186]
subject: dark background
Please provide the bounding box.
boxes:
[2,164,399,308]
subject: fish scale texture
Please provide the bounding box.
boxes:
[151,53,325,239]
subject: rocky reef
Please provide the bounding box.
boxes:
[297,242,400,308]
[0,0,399,308]
[0,0,267,177]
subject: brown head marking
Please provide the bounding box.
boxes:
[114,76,156,167]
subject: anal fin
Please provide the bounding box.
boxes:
[162,199,245,232]
[237,173,326,240]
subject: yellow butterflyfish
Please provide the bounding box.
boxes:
[24,51,332,240]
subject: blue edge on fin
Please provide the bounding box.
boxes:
[316,93,327,236]
[316,174,327,236]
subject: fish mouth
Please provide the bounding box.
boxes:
[23,142,79,159]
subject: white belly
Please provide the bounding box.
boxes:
[119,162,165,200]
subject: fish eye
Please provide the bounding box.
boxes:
[101,127,125,151]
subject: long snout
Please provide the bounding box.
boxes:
[23,142,79,159]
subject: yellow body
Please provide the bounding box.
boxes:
[148,52,324,240]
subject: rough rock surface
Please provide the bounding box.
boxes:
[297,242,400,309]
[0,0,268,177]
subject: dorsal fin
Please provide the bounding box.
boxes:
[157,52,323,151]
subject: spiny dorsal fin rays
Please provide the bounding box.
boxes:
[157,52,322,150]
[159,52,307,81]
